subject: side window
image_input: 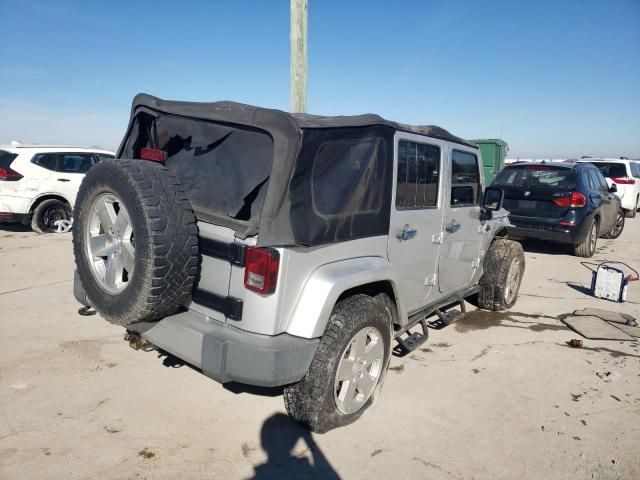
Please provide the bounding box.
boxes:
[96,154,114,163]
[451,150,480,206]
[32,153,58,171]
[588,170,608,193]
[630,162,640,179]
[396,140,440,209]
[583,171,596,190]
[311,137,385,217]
[59,154,94,173]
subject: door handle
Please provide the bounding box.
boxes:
[445,220,461,233]
[57,178,71,182]
[397,224,417,241]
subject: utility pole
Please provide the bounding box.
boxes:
[290,0,308,113]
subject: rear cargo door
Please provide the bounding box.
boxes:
[189,223,241,324]
[495,165,576,221]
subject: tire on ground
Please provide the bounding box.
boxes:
[473,239,525,311]
[602,210,625,239]
[573,218,597,258]
[283,294,392,433]
[73,159,199,326]
[31,198,70,234]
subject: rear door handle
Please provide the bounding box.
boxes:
[445,220,461,233]
[57,178,71,182]
[397,224,417,241]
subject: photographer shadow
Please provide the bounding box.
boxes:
[250,413,340,480]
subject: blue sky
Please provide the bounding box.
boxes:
[1,0,638,157]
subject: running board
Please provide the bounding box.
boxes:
[393,287,479,356]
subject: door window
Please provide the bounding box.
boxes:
[32,153,58,171]
[451,150,480,206]
[59,154,94,173]
[396,140,440,209]
[630,162,640,179]
[588,169,608,193]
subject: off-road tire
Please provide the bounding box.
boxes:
[602,210,625,239]
[573,218,598,257]
[31,198,70,234]
[283,294,392,433]
[73,159,199,326]
[473,239,525,311]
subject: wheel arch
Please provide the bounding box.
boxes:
[28,193,72,215]
[285,257,407,339]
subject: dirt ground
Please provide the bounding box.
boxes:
[1,219,639,480]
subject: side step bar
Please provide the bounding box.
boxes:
[393,286,480,356]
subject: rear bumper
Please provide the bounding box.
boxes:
[129,309,319,387]
[506,215,591,245]
[0,194,31,223]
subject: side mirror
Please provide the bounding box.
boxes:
[609,183,617,193]
[480,187,504,221]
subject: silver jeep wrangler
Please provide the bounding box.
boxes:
[73,94,524,432]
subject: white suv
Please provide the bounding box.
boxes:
[0,144,114,232]
[577,158,640,218]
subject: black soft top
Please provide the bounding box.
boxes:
[120,94,476,150]
[117,94,476,246]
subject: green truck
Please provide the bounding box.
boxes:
[472,139,509,184]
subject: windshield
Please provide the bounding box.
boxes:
[493,165,576,189]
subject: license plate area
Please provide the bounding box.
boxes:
[518,200,536,209]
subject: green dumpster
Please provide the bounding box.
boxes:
[471,139,509,184]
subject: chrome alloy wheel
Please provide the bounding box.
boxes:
[334,326,384,415]
[85,193,135,294]
[504,257,522,305]
[611,212,624,238]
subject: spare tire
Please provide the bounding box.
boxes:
[73,159,199,326]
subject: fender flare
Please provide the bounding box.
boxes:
[285,256,407,339]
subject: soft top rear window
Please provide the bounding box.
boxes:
[494,166,576,189]
[589,162,627,179]
[120,111,273,224]
[0,150,18,168]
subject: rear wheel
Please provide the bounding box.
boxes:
[31,199,70,234]
[73,159,199,326]
[283,294,392,433]
[602,210,625,239]
[574,219,598,257]
[627,196,639,218]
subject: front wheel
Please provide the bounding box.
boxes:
[473,239,525,311]
[602,210,625,239]
[283,294,392,433]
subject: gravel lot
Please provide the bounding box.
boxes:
[1,220,639,480]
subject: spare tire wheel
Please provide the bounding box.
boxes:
[73,159,199,326]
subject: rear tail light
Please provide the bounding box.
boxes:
[611,177,636,185]
[0,167,23,181]
[139,148,167,163]
[552,191,586,208]
[244,247,279,294]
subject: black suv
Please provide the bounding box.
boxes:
[492,162,624,257]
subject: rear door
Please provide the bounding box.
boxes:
[438,147,484,294]
[587,168,617,232]
[53,153,96,205]
[494,165,577,221]
[387,133,445,312]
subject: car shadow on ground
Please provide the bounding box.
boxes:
[0,223,31,233]
[518,238,571,255]
[249,413,341,480]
